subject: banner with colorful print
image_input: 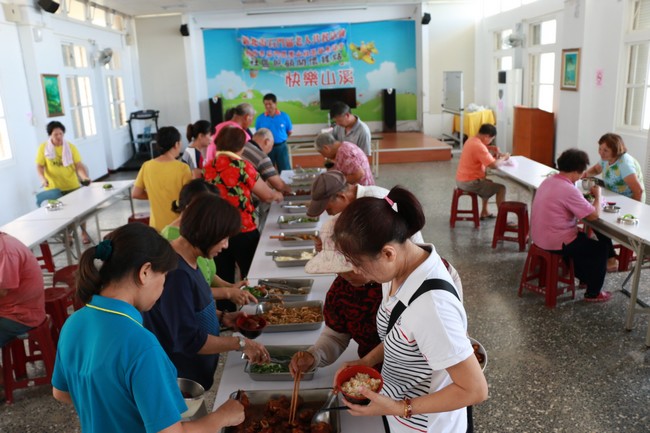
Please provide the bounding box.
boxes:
[239,24,349,70]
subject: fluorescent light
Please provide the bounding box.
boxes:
[246,5,368,15]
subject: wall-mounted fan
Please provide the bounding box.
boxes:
[505,33,524,48]
[94,48,113,66]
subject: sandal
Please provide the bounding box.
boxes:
[480,213,496,220]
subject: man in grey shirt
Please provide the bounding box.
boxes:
[330,101,372,156]
[242,128,291,226]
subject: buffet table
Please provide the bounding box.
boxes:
[497,156,650,346]
[213,171,386,432]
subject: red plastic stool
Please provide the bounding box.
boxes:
[492,201,529,251]
[519,244,576,308]
[1,316,56,404]
[128,212,150,225]
[36,242,55,273]
[44,287,74,343]
[449,188,480,228]
[617,246,635,272]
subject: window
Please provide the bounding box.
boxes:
[67,76,97,138]
[621,0,650,130]
[105,52,126,129]
[528,19,557,112]
[0,94,12,162]
[91,5,106,27]
[65,0,86,22]
[61,43,88,68]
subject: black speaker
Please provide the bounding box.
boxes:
[383,88,397,132]
[421,12,431,25]
[209,98,223,129]
[180,24,189,37]
[38,0,60,14]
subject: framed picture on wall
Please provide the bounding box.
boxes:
[560,48,580,91]
[41,74,64,117]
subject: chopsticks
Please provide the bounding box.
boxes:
[289,353,303,424]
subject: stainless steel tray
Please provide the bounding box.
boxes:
[281,202,309,213]
[222,388,340,433]
[256,300,324,332]
[292,173,319,182]
[283,191,311,202]
[270,248,316,267]
[257,278,313,301]
[277,214,319,229]
[276,230,319,247]
[244,345,316,381]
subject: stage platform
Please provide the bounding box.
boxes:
[289,132,452,168]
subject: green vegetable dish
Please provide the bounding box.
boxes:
[242,285,267,298]
[249,362,290,374]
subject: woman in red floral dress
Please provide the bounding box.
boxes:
[204,126,283,311]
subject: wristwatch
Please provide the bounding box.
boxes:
[236,336,246,351]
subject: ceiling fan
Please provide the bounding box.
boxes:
[93,48,113,66]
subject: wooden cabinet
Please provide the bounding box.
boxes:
[513,106,555,166]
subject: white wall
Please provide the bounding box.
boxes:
[422,1,477,138]
[0,4,140,225]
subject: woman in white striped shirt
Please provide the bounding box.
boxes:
[333,186,487,433]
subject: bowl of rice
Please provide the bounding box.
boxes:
[336,365,383,405]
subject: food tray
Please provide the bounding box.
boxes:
[276,230,319,247]
[283,190,311,202]
[292,172,319,182]
[270,248,316,267]
[222,388,340,433]
[469,337,487,371]
[277,214,319,230]
[257,278,313,301]
[244,345,316,381]
[281,202,309,213]
[256,300,324,332]
[603,206,620,214]
[617,216,639,225]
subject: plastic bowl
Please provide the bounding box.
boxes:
[236,315,267,339]
[177,378,205,418]
[336,365,383,405]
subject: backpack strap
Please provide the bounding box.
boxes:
[386,279,459,334]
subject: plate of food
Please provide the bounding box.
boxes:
[336,365,383,405]
[256,278,313,301]
[269,248,316,267]
[277,214,319,229]
[244,345,316,381]
[283,189,311,202]
[270,230,319,247]
[102,183,114,190]
[45,199,63,211]
[256,300,324,332]
[222,388,340,433]
[469,337,487,371]
[617,214,639,225]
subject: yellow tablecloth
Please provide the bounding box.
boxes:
[453,109,496,138]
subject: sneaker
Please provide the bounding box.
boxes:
[584,291,612,302]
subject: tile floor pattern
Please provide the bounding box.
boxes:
[2,160,650,432]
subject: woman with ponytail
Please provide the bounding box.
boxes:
[52,223,244,433]
[182,120,211,178]
[332,186,487,433]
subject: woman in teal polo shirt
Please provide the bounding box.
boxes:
[52,223,244,433]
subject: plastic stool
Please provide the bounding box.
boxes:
[44,287,74,342]
[53,265,84,311]
[1,316,56,404]
[128,212,150,225]
[519,244,576,308]
[450,188,480,228]
[492,201,529,251]
[36,242,55,273]
[617,246,634,272]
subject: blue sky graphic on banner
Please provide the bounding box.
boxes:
[203,20,416,124]
[239,24,350,70]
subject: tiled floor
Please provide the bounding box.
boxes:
[2,160,650,432]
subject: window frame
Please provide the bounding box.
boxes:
[527,17,557,112]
